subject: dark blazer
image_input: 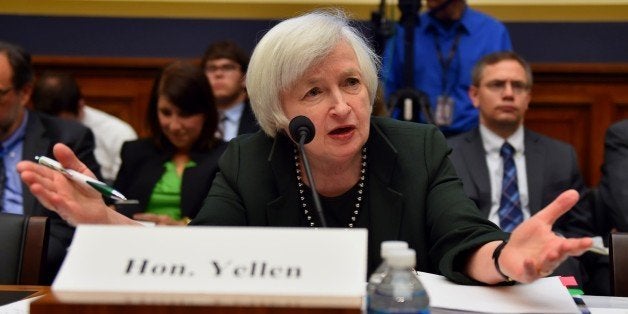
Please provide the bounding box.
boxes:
[21,110,101,283]
[447,127,595,238]
[236,100,259,136]
[447,127,603,289]
[600,119,628,232]
[192,117,506,284]
[113,139,227,219]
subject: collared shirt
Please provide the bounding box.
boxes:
[1,110,28,214]
[479,124,530,226]
[219,102,245,142]
[382,7,512,136]
[80,106,137,183]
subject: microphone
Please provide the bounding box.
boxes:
[288,116,327,227]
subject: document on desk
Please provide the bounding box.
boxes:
[418,272,580,313]
[0,295,43,314]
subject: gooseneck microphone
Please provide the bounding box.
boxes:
[288,116,327,227]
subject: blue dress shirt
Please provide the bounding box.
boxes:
[219,102,245,142]
[382,7,512,136]
[1,110,27,214]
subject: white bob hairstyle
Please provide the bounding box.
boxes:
[246,9,381,137]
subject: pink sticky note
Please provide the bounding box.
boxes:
[560,276,578,286]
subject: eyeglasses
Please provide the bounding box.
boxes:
[205,63,240,74]
[483,80,530,95]
[0,86,13,98]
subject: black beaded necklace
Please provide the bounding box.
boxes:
[293,146,367,228]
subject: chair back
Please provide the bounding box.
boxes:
[0,213,49,285]
[610,232,628,296]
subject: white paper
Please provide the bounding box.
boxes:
[589,309,628,314]
[0,295,42,314]
[418,272,580,313]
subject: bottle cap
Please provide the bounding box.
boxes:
[380,241,409,259]
[387,248,416,269]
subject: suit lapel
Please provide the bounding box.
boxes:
[463,129,492,217]
[368,122,404,244]
[21,113,51,215]
[524,129,544,214]
[237,101,259,135]
[266,134,301,226]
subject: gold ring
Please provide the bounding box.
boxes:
[539,270,552,277]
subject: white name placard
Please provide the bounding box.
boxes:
[53,225,367,303]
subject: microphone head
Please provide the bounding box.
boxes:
[288,115,315,144]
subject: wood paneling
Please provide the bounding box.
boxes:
[31,57,628,186]
[528,63,628,186]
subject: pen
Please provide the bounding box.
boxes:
[35,156,128,201]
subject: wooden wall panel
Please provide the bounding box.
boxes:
[528,63,628,186]
[525,101,591,184]
[30,57,628,187]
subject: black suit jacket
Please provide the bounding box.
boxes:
[21,110,101,283]
[192,117,506,283]
[600,119,628,232]
[113,139,227,219]
[448,127,599,285]
[236,100,259,136]
[447,128,595,238]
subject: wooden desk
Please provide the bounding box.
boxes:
[29,290,361,314]
[0,285,48,306]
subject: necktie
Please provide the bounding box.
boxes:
[215,112,228,140]
[0,145,5,212]
[498,142,523,232]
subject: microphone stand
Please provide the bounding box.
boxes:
[296,133,327,228]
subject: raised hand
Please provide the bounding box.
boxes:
[17,143,137,226]
[499,189,593,283]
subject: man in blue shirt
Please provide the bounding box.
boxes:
[0,41,101,283]
[382,0,512,136]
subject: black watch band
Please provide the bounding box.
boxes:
[492,240,514,283]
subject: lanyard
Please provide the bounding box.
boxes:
[434,28,463,96]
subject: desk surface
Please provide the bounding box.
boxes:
[3,285,628,314]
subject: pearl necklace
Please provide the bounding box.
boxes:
[293,147,367,228]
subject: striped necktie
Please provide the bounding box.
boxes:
[215,112,227,139]
[498,142,523,232]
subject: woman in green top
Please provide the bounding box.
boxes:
[113,61,228,225]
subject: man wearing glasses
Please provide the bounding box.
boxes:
[0,41,101,283]
[447,51,604,293]
[200,41,258,141]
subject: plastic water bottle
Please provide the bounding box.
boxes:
[368,241,409,293]
[367,249,429,314]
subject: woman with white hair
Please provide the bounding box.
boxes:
[18,10,591,285]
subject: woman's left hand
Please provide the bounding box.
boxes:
[498,189,593,283]
[133,213,188,226]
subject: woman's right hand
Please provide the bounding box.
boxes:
[17,143,138,226]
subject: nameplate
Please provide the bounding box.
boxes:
[53,225,367,305]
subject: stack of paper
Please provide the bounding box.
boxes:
[418,272,580,314]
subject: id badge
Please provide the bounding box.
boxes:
[435,95,454,127]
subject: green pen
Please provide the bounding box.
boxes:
[35,156,128,201]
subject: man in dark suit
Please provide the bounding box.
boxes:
[448,51,601,290]
[201,41,258,140]
[0,41,101,283]
[599,119,628,232]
